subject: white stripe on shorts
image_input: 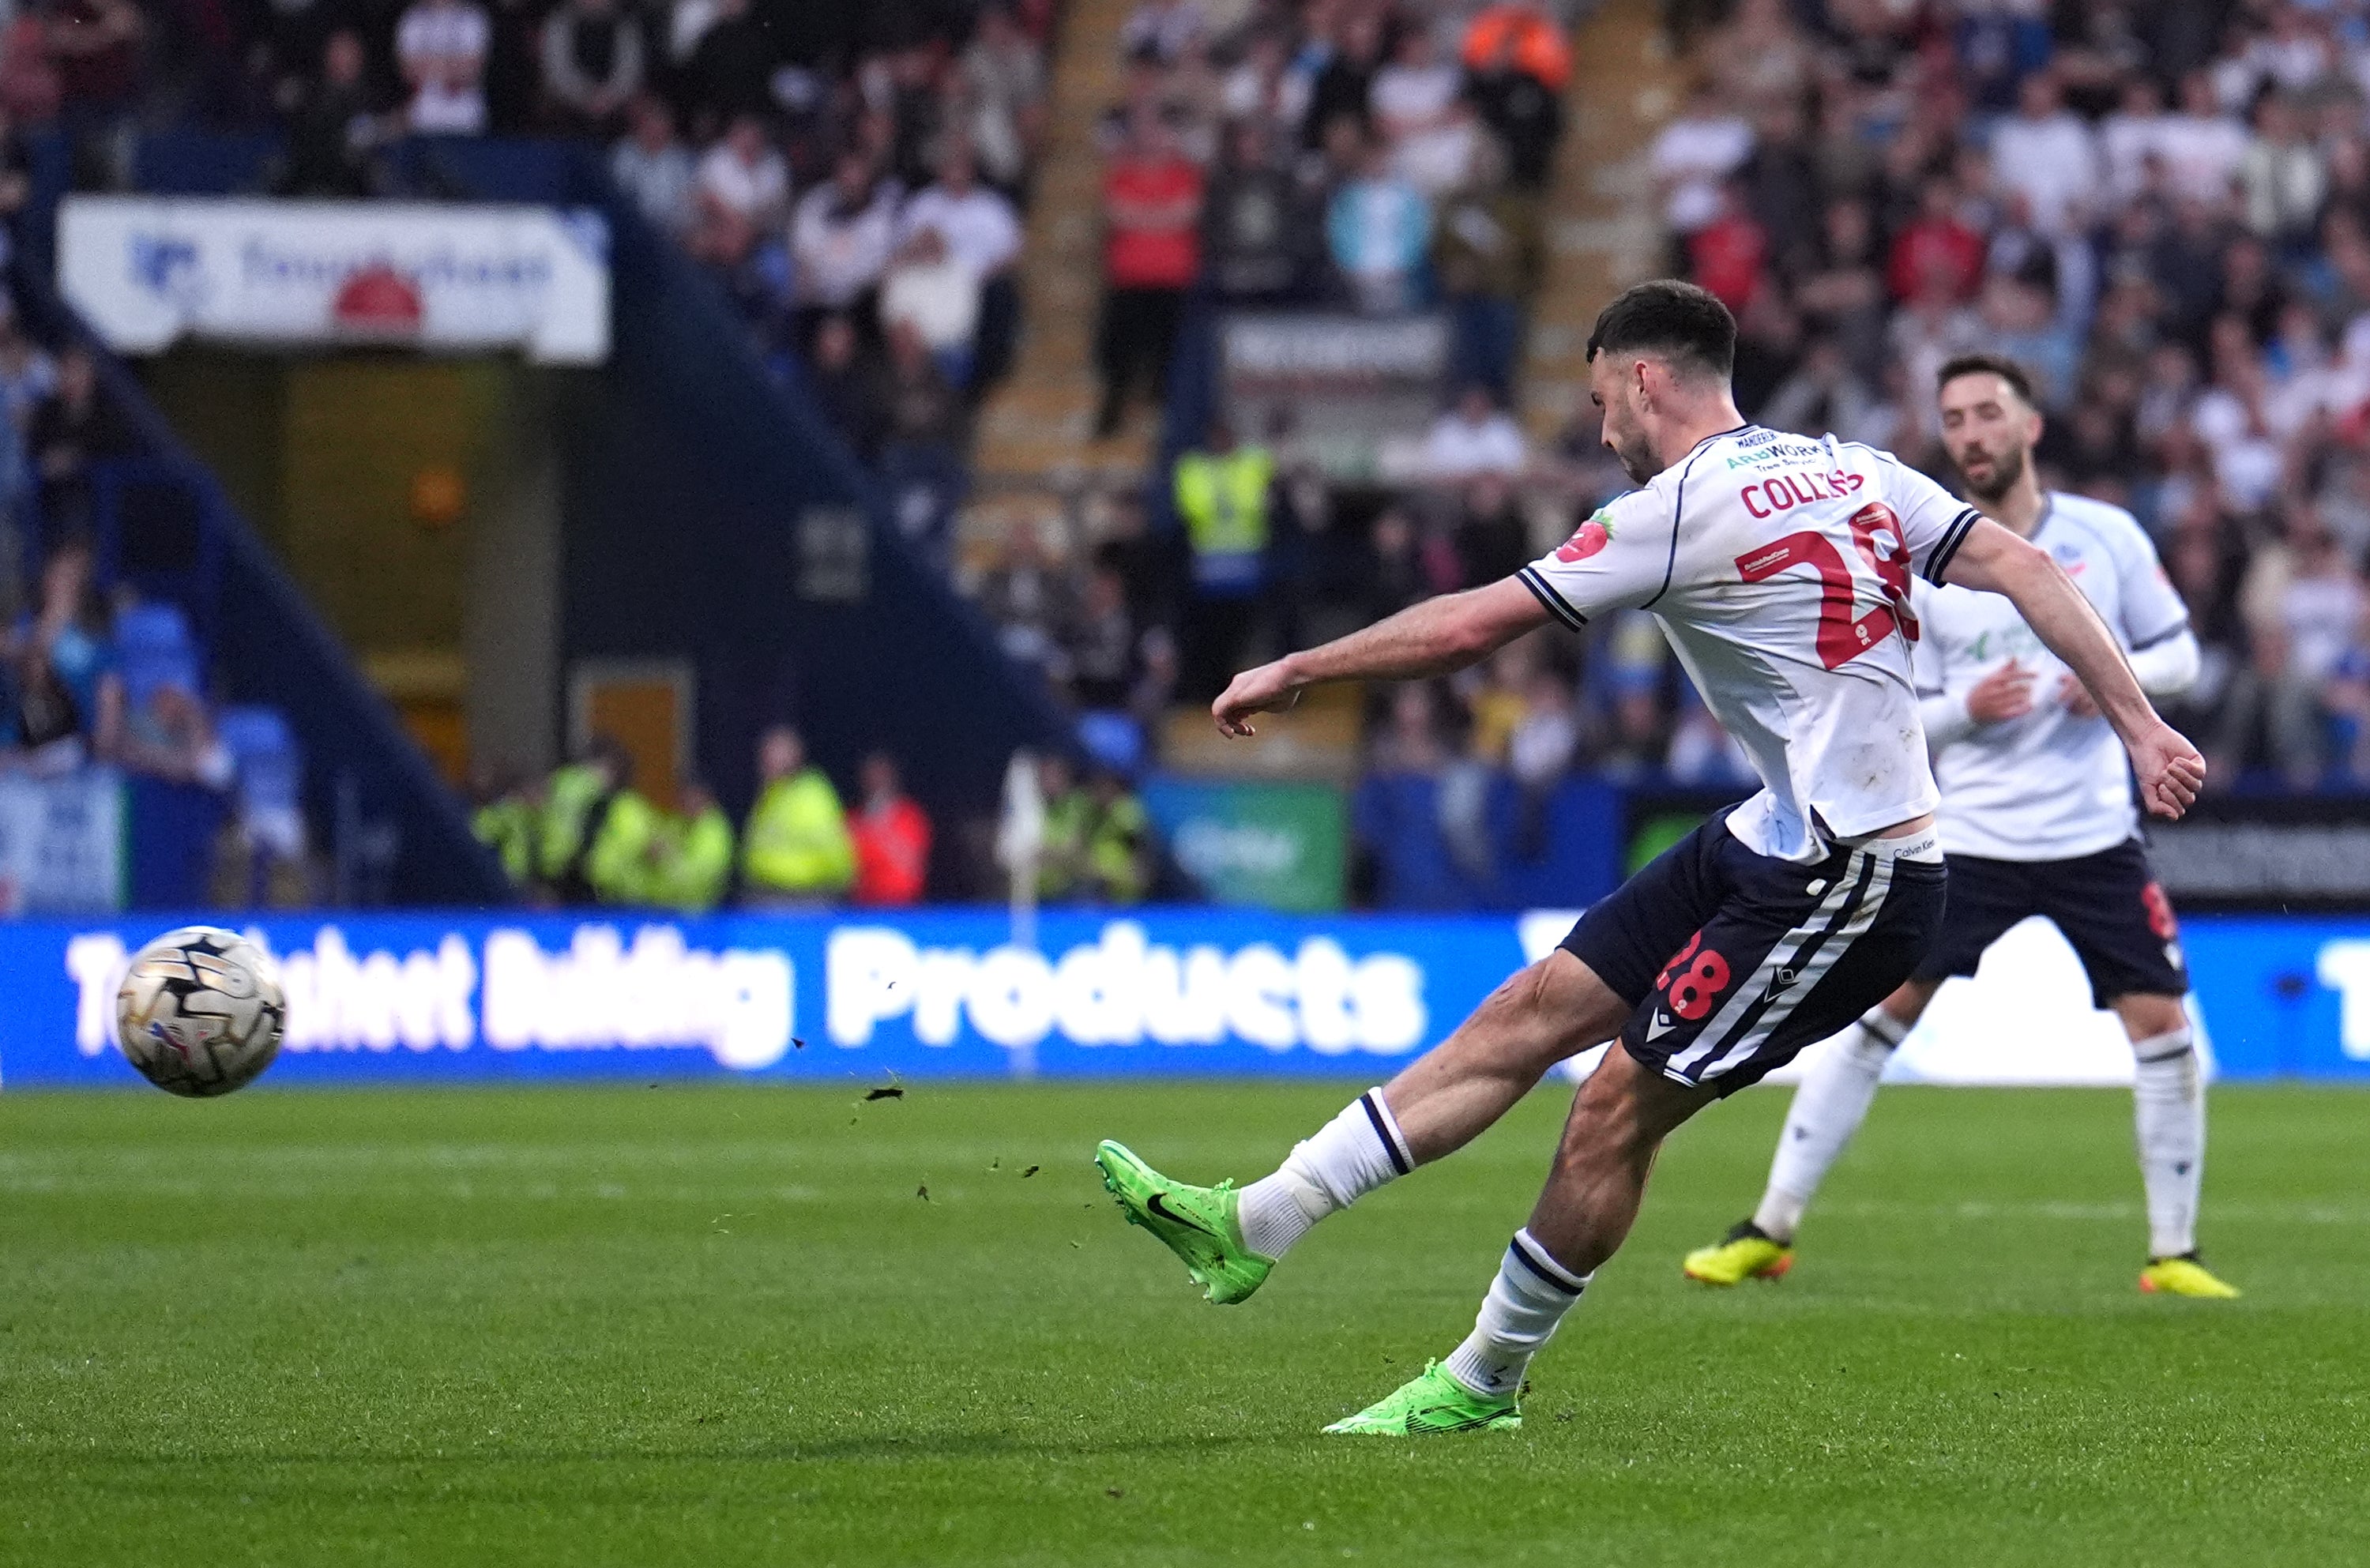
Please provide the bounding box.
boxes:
[1665,853,1865,1080]
[1692,848,1898,1084]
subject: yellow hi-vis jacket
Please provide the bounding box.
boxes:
[742,768,856,897]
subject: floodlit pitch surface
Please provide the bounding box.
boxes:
[1,1080,2362,1566]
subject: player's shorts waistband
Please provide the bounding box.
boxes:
[1834,826,1942,864]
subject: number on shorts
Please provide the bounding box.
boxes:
[2142,882,2178,941]
[1657,931,1732,1022]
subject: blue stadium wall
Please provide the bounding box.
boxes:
[3,909,2366,1088]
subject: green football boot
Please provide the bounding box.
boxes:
[1322,1361,1522,1436]
[1093,1139,1272,1305]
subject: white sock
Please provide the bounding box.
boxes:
[2131,1026,2204,1258]
[1442,1229,1591,1399]
[1754,1009,1905,1242]
[1236,1088,1413,1260]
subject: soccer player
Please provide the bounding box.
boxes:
[1680,355,2240,1300]
[1092,283,2206,1435]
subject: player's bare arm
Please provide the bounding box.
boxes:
[1211,577,1549,738]
[1943,518,2203,817]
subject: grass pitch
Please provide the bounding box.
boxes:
[0,1078,2363,1566]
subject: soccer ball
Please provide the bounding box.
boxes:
[115,927,286,1097]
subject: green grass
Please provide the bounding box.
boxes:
[1,1079,2364,1566]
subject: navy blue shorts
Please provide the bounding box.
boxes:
[1560,814,1948,1094]
[1912,840,2187,1007]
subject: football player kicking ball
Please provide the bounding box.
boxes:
[1681,355,2240,1300]
[1091,283,2206,1435]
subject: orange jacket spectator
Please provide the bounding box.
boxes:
[1462,4,1569,92]
[851,754,932,905]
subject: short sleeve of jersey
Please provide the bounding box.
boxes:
[1517,488,1673,630]
[2105,512,2191,649]
[1872,451,1982,585]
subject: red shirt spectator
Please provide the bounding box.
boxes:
[850,754,932,905]
[1687,192,1768,314]
[1886,182,1984,303]
[1103,130,1204,289]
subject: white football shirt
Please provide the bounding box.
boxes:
[1911,492,2190,863]
[1521,426,1980,862]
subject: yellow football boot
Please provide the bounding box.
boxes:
[2139,1254,2240,1299]
[1682,1220,1793,1286]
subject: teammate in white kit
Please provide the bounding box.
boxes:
[1681,355,2241,1299]
[1089,284,2209,1435]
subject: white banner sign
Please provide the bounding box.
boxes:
[58,196,610,364]
[0,770,122,916]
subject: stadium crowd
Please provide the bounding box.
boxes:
[1653,0,2370,791]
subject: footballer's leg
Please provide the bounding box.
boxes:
[1683,982,1932,1284]
[1097,820,1717,1305]
[2046,842,2237,1298]
[1095,953,1628,1303]
[2115,991,2234,1295]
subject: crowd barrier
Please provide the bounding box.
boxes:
[1,908,2364,1091]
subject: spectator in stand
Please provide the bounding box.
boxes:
[741,724,854,906]
[538,0,641,138]
[646,773,734,912]
[395,0,489,135]
[1463,14,1563,191]
[1172,416,1273,698]
[900,144,1023,384]
[1201,116,1318,301]
[962,6,1046,191]
[1432,135,1541,400]
[2160,70,2248,206]
[977,517,1077,678]
[877,319,967,569]
[1649,82,1751,242]
[1989,71,2101,239]
[792,151,901,340]
[1375,22,1470,197]
[1684,178,1769,314]
[279,30,385,197]
[1303,9,1385,148]
[610,95,694,236]
[849,751,931,905]
[1066,561,1139,713]
[879,225,980,387]
[1094,111,1202,438]
[1454,470,1530,588]
[687,114,786,269]
[1326,130,1430,313]
[29,344,129,536]
[806,312,884,460]
[2239,91,2327,251]
[1420,383,1526,481]
[119,681,232,788]
[1887,175,1985,304]
[50,0,143,133]
[8,537,122,762]
[1352,683,1465,908]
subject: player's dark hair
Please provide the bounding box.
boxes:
[1936,353,2037,407]
[1585,280,1736,382]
